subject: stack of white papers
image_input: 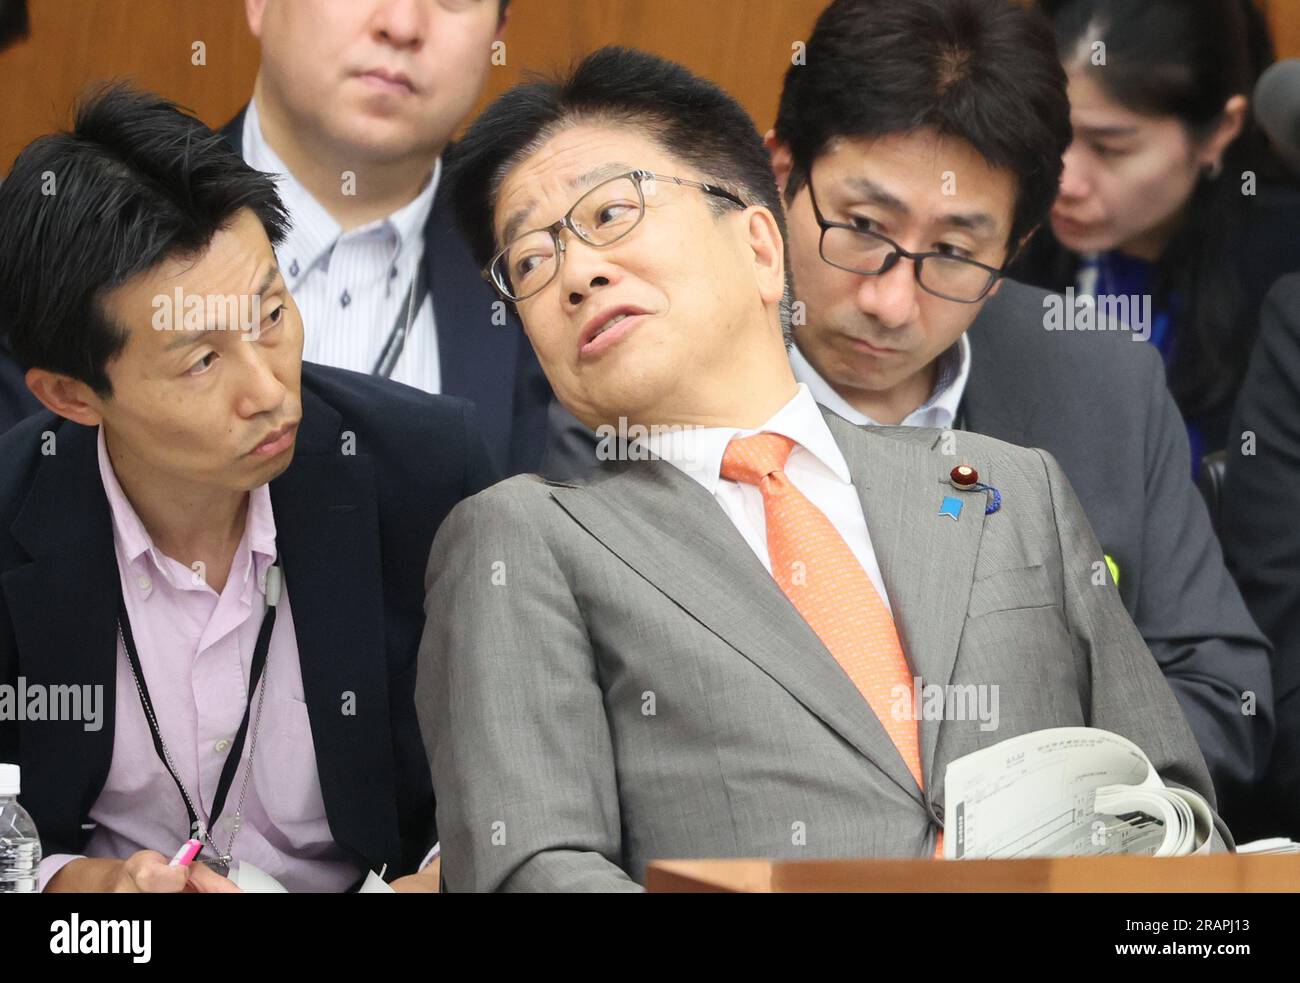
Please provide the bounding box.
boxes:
[943,727,1214,859]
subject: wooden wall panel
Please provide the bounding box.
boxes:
[473,0,821,135]
[0,0,258,169]
[1260,0,1300,59]
[0,0,1295,175]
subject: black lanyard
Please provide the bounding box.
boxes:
[371,262,429,379]
[115,561,282,847]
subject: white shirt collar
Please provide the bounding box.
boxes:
[637,383,852,497]
[789,332,971,429]
[241,97,440,284]
[388,157,441,250]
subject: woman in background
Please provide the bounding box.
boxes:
[1017,0,1300,473]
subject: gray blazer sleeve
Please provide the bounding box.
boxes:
[416,483,643,892]
[1038,448,1232,850]
[1127,346,1273,818]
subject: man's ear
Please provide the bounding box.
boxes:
[25,369,105,428]
[744,206,787,308]
[764,129,794,199]
[245,0,268,38]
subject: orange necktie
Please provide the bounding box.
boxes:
[722,432,943,857]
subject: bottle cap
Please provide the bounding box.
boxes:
[0,763,19,796]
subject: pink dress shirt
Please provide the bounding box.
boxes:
[38,427,361,891]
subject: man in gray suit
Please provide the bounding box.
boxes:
[418,44,1223,892]
[762,0,1272,825]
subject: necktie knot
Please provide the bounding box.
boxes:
[720,432,796,486]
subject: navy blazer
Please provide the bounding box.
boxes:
[220,107,552,479]
[0,362,498,881]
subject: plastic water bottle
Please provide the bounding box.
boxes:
[0,764,41,892]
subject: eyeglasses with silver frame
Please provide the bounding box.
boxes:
[484,169,747,302]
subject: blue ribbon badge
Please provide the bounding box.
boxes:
[939,495,964,521]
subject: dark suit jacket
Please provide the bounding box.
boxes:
[0,363,497,881]
[961,280,1273,826]
[546,279,1274,824]
[1221,272,1300,840]
[220,108,551,479]
[0,335,38,435]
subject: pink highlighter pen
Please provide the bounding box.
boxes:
[168,839,203,867]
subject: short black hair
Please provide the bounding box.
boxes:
[775,0,1071,249]
[445,45,787,277]
[0,83,290,395]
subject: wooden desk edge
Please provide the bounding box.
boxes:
[645,855,1300,893]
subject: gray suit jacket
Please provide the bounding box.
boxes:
[962,281,1272,824]
[543,279,1273,823]
[418,411,1223,891]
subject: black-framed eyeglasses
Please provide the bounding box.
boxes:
[484,169,747,302]
[805,172,1006,304]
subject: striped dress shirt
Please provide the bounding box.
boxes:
[241,98,442,393]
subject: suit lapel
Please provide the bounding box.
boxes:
[822,411,987,789]
[551,458,925,804]
[269,387,398,873]
[4,422,119,853]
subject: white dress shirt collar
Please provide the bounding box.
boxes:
[790,332,971,429]
[241,97,440,286]
[638,383,852,497]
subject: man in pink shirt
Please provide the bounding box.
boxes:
[0,84,497,891]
